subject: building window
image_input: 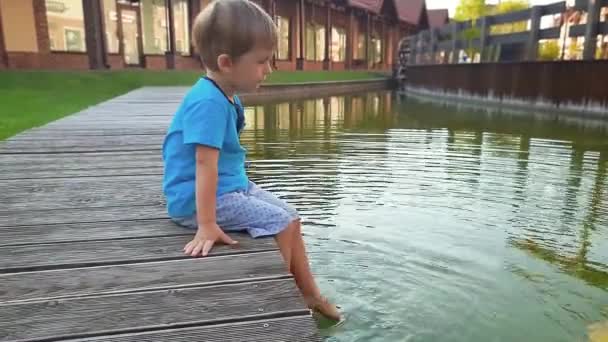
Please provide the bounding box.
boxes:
[45,0,86,52]
[356,32,366,59]
[101,0,119,53]
[141,0,168,54]
[331,27,346,62]
[173,0,190,55]
[305,23,325,61]
[370,37,382,63]
[276,16,290,60]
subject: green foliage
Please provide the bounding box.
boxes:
[490,0,530,35]
[454,0,486,60]
[454,0,486,21]
[538,40,560,60]
[568,40,583,59]
[454,0,530,61]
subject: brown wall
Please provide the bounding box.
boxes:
[1,0,410,71]
[175,55,201,69]
[107,54,124,69]
[240,78,391,105]
[275,0,298,70]
[332,61,346,70]
[1,0,39,52]
[0,2,6,68]
[7,51,88,69]
[406,61,608,110]
[303,60,324,71]
[145,55,167,70]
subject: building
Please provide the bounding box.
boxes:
[0,0,429,71]
[427,8,448,29]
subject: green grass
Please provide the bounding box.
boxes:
[0,70,385,140]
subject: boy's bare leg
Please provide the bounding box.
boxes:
[274,222,294,273]
[275,219,340,321]
[288,220,322,298]
[275,221,320,297]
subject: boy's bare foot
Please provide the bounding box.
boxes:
[305,296,341,322]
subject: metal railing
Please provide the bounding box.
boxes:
[406,0,608,65]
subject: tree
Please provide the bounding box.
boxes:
[453,0,530,61]
[454,0,486,22]
[454,0,486,60]
[538,40,560,60]
[490,0,530,35]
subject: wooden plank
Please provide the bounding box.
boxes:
[0,151,162,180]
[0,204,168,227]
[539,26,561,40]
[437,40,453,50]
[567,22,608,37]
[601,22,608,35]
[1,164,162,180]
[69,316,322,342]
[573,0,587,9]
[2,175,162,212]
[0,251,287,303]
[1,133,168,153]
[15,128,166,136]
[0,219,186,246]
[487,31,529,46]
[0,234,277,273]
[0,279,309,342]
[569,24,586,37]
[487,8,531,26]
[2,134,164,149]
[541,1,566,15]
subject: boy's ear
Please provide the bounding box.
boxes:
[217,54,233,72]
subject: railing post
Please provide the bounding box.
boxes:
[409,34,418,65]
[430,28,437,64]
[418,32,425,64]
[450,22,459,64]
[479,17,488,62]
[423,31,430,64]
[526,5,542,61]
[583,0,602,60]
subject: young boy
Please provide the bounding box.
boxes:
[162,0,340,321]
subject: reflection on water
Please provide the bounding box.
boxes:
[241,92,608,342]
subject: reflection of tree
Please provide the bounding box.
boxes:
[561,145,585,227]
[444,128,483,187]
[513,134,530,208]
[511,150,608,289]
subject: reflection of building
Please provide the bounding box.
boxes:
[0,0,430,71]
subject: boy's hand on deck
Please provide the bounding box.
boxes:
[184,223,238,257]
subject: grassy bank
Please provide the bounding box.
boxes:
[0,70,385,140]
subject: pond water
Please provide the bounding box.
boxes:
[241,91,608,342]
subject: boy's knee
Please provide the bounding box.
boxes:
[290,219,302,234]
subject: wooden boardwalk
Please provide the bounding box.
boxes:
[0,87,321,342]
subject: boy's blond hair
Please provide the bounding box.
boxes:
[192,0,277,71]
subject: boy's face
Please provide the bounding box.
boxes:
[228,46,274,92]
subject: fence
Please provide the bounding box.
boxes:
[407,0,608,65]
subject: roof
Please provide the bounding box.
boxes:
[347,0,384,14]
[427,9,449,28]
[393,0,427,26]
[347,0,428,27]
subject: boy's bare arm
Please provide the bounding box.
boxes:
[183,145,238,257]
[195,145,219,226]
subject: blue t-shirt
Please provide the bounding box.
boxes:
[162,77,248,218]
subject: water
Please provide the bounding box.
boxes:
[241,92,608,342]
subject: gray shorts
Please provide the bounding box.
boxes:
[172,181,299,238]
